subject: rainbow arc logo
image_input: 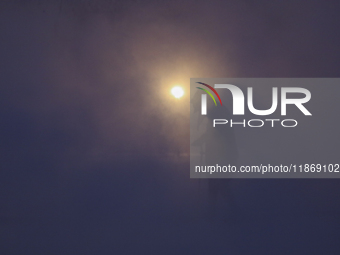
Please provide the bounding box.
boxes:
[196,82,222,106]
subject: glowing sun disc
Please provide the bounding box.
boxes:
[171,86,184,98]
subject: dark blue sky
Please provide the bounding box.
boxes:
[1,1,340,254]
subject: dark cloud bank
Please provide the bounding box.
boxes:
[1,1,340,254]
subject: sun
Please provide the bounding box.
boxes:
[171,86,184,99]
